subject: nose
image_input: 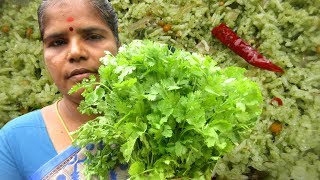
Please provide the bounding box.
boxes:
[67,38,88,63]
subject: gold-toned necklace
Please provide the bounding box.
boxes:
[55,99,74,141]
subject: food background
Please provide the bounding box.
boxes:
[0,0,319,179]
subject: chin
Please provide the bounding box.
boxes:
[67,88,86,104]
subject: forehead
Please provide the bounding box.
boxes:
[43,0,104,26]
[46,0,91,12]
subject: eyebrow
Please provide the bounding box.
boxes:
[77,27,109,34]
[43,32,64,43]
[43,26,110,42]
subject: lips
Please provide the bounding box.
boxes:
[67,68,97,81]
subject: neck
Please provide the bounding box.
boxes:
[58,97,96,132]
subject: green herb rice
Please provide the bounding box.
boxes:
[0,0,319,179]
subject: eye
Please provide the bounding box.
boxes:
[87,34,103,40]
[49,39,66,47]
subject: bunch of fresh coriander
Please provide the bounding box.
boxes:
[70,40,263,179]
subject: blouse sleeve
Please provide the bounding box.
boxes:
[0,127,24,180]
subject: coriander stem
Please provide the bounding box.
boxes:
[97,82,112,92]
[114,111,132,128]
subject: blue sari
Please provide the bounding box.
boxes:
[29,145,128,180]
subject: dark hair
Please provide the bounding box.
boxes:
[37,0,120,46]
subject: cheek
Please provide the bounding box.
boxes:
[44,56,55,74]
[94,48,117,62]
[44,51,53,69]
[107,44,118,56]
[103,39,119,56]
[44,57,63,81]
[111,46,118,56]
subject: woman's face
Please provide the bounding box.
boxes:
[42,1,118,102]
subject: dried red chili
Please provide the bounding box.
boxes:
[270,97,283,106]
[211,23,284,73]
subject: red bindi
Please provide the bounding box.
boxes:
[69,27,74,31]
[66,17,74,22]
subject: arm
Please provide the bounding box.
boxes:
[0,128,24,180]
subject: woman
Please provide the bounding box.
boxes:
[0,0,124,179]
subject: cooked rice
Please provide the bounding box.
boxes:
[0,0,319,179]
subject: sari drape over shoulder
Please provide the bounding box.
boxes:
[29,145,129,180]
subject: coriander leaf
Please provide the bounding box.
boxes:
[128,161,145,176]
[175,141,187,157]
